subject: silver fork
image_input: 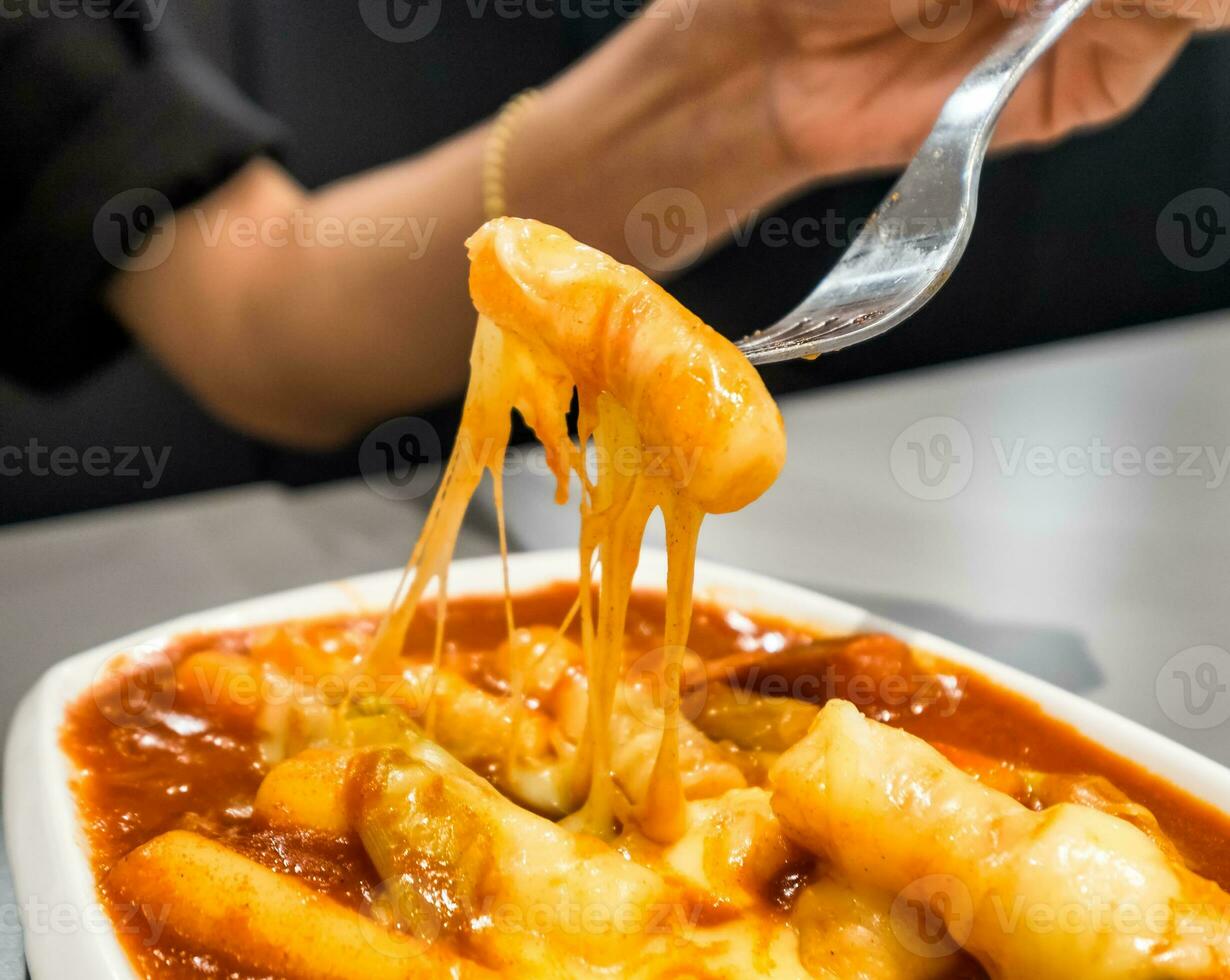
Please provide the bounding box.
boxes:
[736,0,1093,366]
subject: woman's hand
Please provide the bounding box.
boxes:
[751,0,1216,177]
[516,0,1220,270]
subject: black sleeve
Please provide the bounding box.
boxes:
[0,4,286,390]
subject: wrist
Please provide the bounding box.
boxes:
[504,18,811,268]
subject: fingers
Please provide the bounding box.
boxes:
[994,9,1190,148]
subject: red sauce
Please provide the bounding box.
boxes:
[61,586,1230,978]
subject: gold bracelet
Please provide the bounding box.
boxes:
[483,88,540,221]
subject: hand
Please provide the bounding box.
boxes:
[517,0,1219,271]
[690,0,1220,180]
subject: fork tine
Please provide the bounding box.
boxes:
[739,306,903,364]
[738,316,859,358]
[738,313,840,350]
[738,308,874,355]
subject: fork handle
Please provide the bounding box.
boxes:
[931,0,1095,168]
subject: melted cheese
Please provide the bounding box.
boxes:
[358,218,785,842]
[770,700,1230,979]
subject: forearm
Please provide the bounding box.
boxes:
[106,11,806,449]
[106,131,489,448]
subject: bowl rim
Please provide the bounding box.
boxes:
[7,547,1230,978]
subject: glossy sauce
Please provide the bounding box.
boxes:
[63,586,1230,979]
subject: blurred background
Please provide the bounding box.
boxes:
[2,1,1229,525]
[5,13,1230,968]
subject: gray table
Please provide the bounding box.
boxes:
[3,310,1229,975]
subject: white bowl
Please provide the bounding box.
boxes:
[7,548,1230,978]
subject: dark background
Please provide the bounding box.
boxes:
[2,1,1228,525]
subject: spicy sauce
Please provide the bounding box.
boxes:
[62,585,1230,978]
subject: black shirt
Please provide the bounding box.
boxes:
[0,0,282,390]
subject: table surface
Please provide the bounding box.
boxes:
[3,310,1230,975]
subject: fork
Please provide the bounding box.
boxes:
[736,0,1094,366]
